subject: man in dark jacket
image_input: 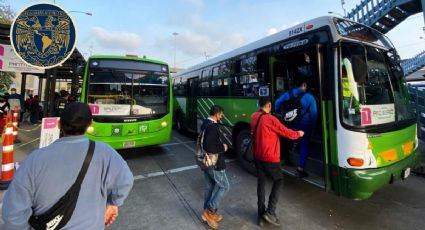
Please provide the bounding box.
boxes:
[251,97,304,226]
[55,90,70,117]
[200,105,229,229]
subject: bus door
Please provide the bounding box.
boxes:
[186,77,199,132]
[270,45,327,189]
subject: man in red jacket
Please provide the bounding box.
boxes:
[251,97,304,226]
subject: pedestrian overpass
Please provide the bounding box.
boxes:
[346,0,425,76]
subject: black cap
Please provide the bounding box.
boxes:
[60,102,92,127]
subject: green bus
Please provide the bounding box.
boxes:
[81,55,172,149]
[173,16,420,199]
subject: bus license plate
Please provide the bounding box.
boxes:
[403,168,411,179]
[123,141,135,148]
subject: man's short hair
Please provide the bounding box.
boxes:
[258,97,271,108]
[209,105,224,116]
[60,90,69,97]
[60,102,92,135]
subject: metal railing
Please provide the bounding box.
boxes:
[403,51,425,75]
[347,0,421,33]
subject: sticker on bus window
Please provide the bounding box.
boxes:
[90,104,131,116]
[276,78,284,91]
[361,104,395,126]
[259,86,269,97]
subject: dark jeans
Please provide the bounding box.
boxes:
[255,160,283,217]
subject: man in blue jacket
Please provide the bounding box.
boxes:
[2,102,134,229]
[275,76,317,177]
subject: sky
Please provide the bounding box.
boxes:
[7,0,425,69]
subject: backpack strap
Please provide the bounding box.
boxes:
[71,140,95,190]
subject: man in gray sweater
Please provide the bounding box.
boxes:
[2,102,134,229]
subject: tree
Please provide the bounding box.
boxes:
[0,0,15,89]
[0,0,14,24]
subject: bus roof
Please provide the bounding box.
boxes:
[175,16,349,77]
[88,55,169,66]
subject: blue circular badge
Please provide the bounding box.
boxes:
[10,3,77,69]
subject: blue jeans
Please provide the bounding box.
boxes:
[203,168,230,211]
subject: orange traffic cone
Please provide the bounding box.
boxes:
[12,106,19,143]
[0,122,15,190]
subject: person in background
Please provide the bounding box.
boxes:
[275,76,317,178]
[251,97,304,226]
[29,95,41,124]
[200,105,230,229]
[55,90,70,117]
[22,94,33,124]
[0,92,10,133]
[7,88,24,123]
[2,102,134,229]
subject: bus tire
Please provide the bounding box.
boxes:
[236,129,257,175]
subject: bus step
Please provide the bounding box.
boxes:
[282,166,325,189]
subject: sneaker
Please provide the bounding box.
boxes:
[201,209,219,229]
[297,168,309,178]
[263,212,281,227]
[211,211,223,222]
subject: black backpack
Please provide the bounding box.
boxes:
[280,90,306,124]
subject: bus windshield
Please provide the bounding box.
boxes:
[339,42,415,129]
[87,69,169,117]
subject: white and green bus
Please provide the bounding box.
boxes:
[173,16,420,199]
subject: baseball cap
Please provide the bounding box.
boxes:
[60,102,92,127]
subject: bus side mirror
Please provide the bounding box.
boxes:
[351,55,368,84]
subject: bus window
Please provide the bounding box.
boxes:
[339,42,415,127]
[241,56,257,73]
[212,66,219,77]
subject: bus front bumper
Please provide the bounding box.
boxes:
[341,150,421,200]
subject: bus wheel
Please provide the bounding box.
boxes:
[236,129,257,175]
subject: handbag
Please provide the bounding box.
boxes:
[242,113,265,163]
[195,123,219,170]
[29,140,95,230]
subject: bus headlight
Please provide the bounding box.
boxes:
[86,126,95,134]
[161,121,168,128]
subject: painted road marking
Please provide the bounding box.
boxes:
[159,141,195,147]
[172,136,196,153]
[14,138,40,150]
[134,159,235,181]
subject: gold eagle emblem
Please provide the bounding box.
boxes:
[11,3,77,68]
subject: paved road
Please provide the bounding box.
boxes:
[1,125,425,229]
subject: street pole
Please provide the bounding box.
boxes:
[172,32,178,73]
[341,0,346,17]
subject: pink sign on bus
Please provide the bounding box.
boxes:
[90,104,100,115]
[361,107,372,126]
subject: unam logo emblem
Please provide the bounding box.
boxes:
[10,3,77,69]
